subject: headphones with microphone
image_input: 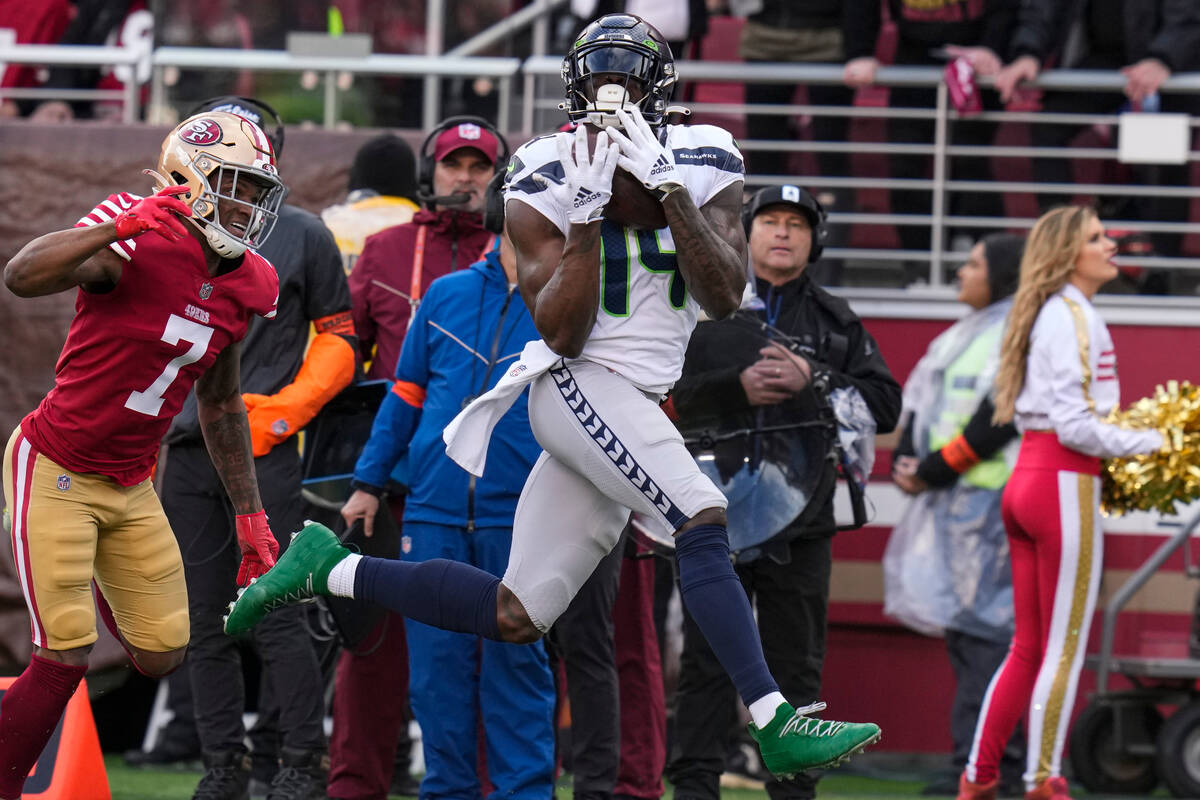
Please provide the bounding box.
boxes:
[742,185,830,264]
[187,95,286,157]
[482,171,507,235]
[417,115,510,207]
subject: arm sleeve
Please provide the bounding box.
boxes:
[668,324,752,422]
[1035,310,1163,458]
[821,322,903,434]
[352,292,434,488]
[842,0,882,61]
[916,396,1018,487]
[981,0,1019,57]
[1008,0,1065,61]
[892,419,917,464]
[1148,0,1200,71]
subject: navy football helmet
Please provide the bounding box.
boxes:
[561,14,677,128]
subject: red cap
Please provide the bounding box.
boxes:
[432,121,499,164]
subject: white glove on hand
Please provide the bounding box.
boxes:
[610,107,684,201]
[532,125,620,225]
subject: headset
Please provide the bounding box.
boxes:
[741,185,829,264]
[186,95,286,157]
[416,115,510,207]
[481,170,506,235]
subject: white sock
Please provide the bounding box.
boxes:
[749,692,788,729]
[325,553,362,598]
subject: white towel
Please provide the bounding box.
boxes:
[443,339,562,476]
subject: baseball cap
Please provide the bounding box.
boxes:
[744,184,822,229]
[432,121,499,165]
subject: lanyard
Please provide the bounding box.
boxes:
[408,228,497,306]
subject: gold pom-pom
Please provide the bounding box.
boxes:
[1101,380,1200,515]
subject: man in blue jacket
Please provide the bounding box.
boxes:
[336,187,556,800]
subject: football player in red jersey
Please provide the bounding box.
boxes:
[0,110,285,800]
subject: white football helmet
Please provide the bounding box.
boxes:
[154,111,287,258]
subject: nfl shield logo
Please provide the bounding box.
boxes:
[57,474,71,492]
[199,282,214,300]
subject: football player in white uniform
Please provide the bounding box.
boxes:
[225,14,881,777]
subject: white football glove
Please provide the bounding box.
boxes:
[532,125,621,225]
[609,106,684,201]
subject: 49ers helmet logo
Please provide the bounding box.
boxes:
[180,118,223,146]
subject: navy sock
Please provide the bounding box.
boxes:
[675,523,779,706]
[354,557,503,641]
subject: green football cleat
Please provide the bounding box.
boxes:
[223,521,350,636]
[749,701,881,778]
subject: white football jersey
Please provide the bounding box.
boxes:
[505,124,744,394]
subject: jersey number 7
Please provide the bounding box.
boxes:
[125,314,215,416]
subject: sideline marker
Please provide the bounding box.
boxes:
[0,677,110,800]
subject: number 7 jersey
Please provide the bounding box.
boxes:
[505,124,744,394]
[19,192,279,486]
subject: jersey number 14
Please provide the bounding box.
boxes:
[600,222,686,317]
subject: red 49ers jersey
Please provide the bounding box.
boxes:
[20,192,279,486]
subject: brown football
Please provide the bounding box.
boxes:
[608,168,668,230]
[580,125,668,230]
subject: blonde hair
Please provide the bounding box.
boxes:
[992,205,1096,423]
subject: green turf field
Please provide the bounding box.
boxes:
[105,755,927,800]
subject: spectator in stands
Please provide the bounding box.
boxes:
[738,1,853,184]
[0,0,71,117]
[888,233,1027,797]
[28,0,153,123]
[842,0,1017,261]
[161,96,352,800]
[665,185,901,800]
[331,116,504,800]
[321,133,421,273]
[555,1,708,56]
[339,183,556,800]
[994,0,1200,272]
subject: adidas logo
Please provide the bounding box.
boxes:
[649,156,673,177]
[574,186,603,208]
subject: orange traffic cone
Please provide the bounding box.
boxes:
[0,677,110,800]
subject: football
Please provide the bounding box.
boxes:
[608,168,668,230]
[579,125,668,230]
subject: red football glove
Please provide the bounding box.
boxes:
[235,510,280,586]
[113,185,193,242]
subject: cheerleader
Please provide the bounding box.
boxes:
[957,206,1165,800]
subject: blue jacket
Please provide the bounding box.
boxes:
[353,248,541,528]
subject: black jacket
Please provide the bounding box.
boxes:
[748,0,845,30]
[1008,0,1200,71]
[845,0,1018,62]
[670,272,901,537]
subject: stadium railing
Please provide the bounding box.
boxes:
[3,39,1198,291]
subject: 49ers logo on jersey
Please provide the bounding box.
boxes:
[180,118,223,146]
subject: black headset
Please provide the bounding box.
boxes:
[186,95,286,157]
[416,115,510,206]
[482,170,507,235]
[742,185,829,263]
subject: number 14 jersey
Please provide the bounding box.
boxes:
[20,192,279,486]
[505,124,744,395]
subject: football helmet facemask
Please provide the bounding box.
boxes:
[153,111,287,258]
[561,14,678,129]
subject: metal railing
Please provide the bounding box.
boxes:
[4,39,1200,290]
